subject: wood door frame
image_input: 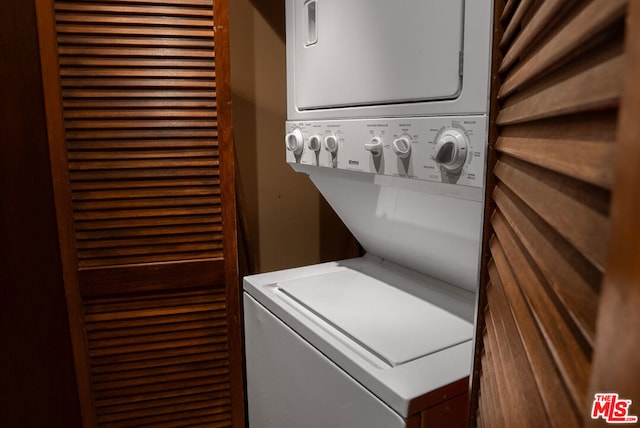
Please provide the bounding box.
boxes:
[587,1,640,423]
[35,0,96,425]
[214,0,247,425]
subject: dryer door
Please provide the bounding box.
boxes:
[290,0,465,110]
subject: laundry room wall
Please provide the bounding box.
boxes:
[228,0,359,274]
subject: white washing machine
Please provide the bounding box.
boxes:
[244,255,475,428]
[244,0,494,426]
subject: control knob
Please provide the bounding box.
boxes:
[432,129,468,170]
[324,135,339,153]
[364,137,383,156]
[285,129,304,155]
[392,136,412,158]
[308,135,321,152]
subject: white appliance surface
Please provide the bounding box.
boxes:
[244,255,475,420]
[286,0,494,120]
[246,0,495,425]
[286,115,488,292]
[292,0,464,110]
[244,294,408,428]
[278,268,473,366]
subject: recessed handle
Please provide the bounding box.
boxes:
[304,0,318,46]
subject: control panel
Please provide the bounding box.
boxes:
[285,116,488,188]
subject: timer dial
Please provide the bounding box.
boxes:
[433,129,468,170]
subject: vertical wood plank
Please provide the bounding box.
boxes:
[587,1,640,424]
[213,0,246,425]
[34,0,96,425]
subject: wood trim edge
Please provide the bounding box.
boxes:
[34,0,96,426]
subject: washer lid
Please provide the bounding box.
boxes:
[277,268,473,367]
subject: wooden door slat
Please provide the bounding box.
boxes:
[54,3,213,18]
[55,13,213,28]
[496,136,614,189]
[92,373,229,399]
[85,288,222,309]
[61,68,217,79]
[93,364,228,392]
[66,129,218,140]
[72,186,218,200]
[99,398,229,424]
[481,311,509,425]
[78,241,222,260]
[99,405,230,428]
[57,35,214,48]
[70,168,219,181]
[59,47,214,60]
[494,157,610,270]
[56,24,214,38]
[500,0,535,48]
[76,223,221,239]
[500,0,575,72]
[492,212,590,409]
[484,308,523,426]
[59,56,215,68]
[496,110,617,188]
[72,179,221,192]
[65,119,217,130]
[485,270,551,427]
[94,382,228,411]
[501,0,517,22]
[494,185,599,344]
[500,0,627,98]
[73,206,221,221]
[69,158,218,170]
[91,358,227,383]
[62,89,216,99]
[497,54,623,125]
[91,352,227,377]
[65,109,217,119]
[489,246,582,426]
[75,215,221,231]
[69,0,213,6]
[99,391,229,419]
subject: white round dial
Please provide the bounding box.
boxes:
[285,129,304,155]
[324,135,339,153]
[308,135,321,152]
[433,129,469,170]
[364,137,383,156]
[392,136,411,158]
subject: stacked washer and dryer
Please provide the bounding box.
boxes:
[243,1,494,427]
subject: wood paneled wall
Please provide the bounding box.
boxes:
[35,0,244,426]
[472,0,629,426]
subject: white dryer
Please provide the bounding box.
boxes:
[244,0,494,426]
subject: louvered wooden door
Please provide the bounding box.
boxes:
[472,0,628,426]
[35,0,244,426]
